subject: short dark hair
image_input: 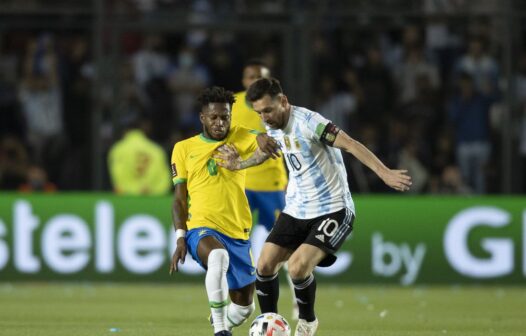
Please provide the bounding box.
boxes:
[246,77,283,103]
[244,58,268,69]
[197,86,236,108]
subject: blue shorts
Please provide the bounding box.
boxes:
[245,190,285,231]
[186,227,256,290]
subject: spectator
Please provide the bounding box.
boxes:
[18,165,57,193]
[393,45,440,104]
[454,36,499,95]
[108,114,171,195]
[0,136,29,190]
[315,74,357,132]
[132,34,169,88]
[448,73,494,193]
[167,46,210,132]
[437,165,471,194]
[398,140,430,193]
[18,34,63,166]
[357,45,394,124]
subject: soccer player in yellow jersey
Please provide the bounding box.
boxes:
[169,86,260,336]
[231,59,298,319]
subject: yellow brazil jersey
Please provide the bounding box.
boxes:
[108,130,171,195]
[171,126,259,240]
[231,91,288,191]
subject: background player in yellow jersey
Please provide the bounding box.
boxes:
[169,86,260,336]
[108,114,171,195]
[231,59,298,319]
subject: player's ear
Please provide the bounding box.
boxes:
[280,94,289,107]
[199,111,205,123]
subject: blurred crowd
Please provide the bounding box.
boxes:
[1,1,526,194]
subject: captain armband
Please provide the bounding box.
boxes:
[320,123,341,146]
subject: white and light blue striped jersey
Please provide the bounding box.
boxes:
[266,105,355,219]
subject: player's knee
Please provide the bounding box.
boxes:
[208,249,229,272]
[256,256,279,276]
[287,255,311,279]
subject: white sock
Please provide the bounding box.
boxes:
[206,249,229,333]
[226,302,255,330]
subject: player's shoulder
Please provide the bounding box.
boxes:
[172,134,200,152]
[293,105,320,122]
[229,125,259,139]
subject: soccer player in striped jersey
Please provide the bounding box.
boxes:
[170,87,264,336]
[216,78,412,336]
[231,59,298,319]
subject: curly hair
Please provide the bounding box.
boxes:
[197,86,236,108]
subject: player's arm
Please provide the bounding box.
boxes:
[256,133,281,159]
[214,144,270,170]
[170,181,189,274]
[330,127,412,192]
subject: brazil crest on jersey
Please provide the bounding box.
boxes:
[266,106,355,219]
[231,91,288,191]
[171,125,259,240]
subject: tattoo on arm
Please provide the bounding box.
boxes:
[239,149,269,169]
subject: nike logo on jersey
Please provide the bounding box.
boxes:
[315,234,325,242]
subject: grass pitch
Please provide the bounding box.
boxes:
[0,283,525,336]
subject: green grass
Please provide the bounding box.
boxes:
[0,283,525,336]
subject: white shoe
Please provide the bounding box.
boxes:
[295,318,318,336]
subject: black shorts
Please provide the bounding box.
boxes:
[266,207,355,257]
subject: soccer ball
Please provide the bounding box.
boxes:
[248,313,291,336]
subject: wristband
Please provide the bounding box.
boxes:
[175,229,186,240]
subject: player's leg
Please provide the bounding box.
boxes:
[256,212,304,314]
[250,190,299,318]
[226,283,255,330]
[256,242,293,313]
[288,244,325,318]
[196,235,230,335]
[286,244,325,336]
[222,236,256,331]
[290,208,355,335]
[282,261,299,319]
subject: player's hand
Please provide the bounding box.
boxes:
[214,144,241,170]
[256,133,280,159]
[169,238,187,274]
[381,169,412,192]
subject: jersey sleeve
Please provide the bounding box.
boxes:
[304,111,340,146]
[171,142,187,185]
